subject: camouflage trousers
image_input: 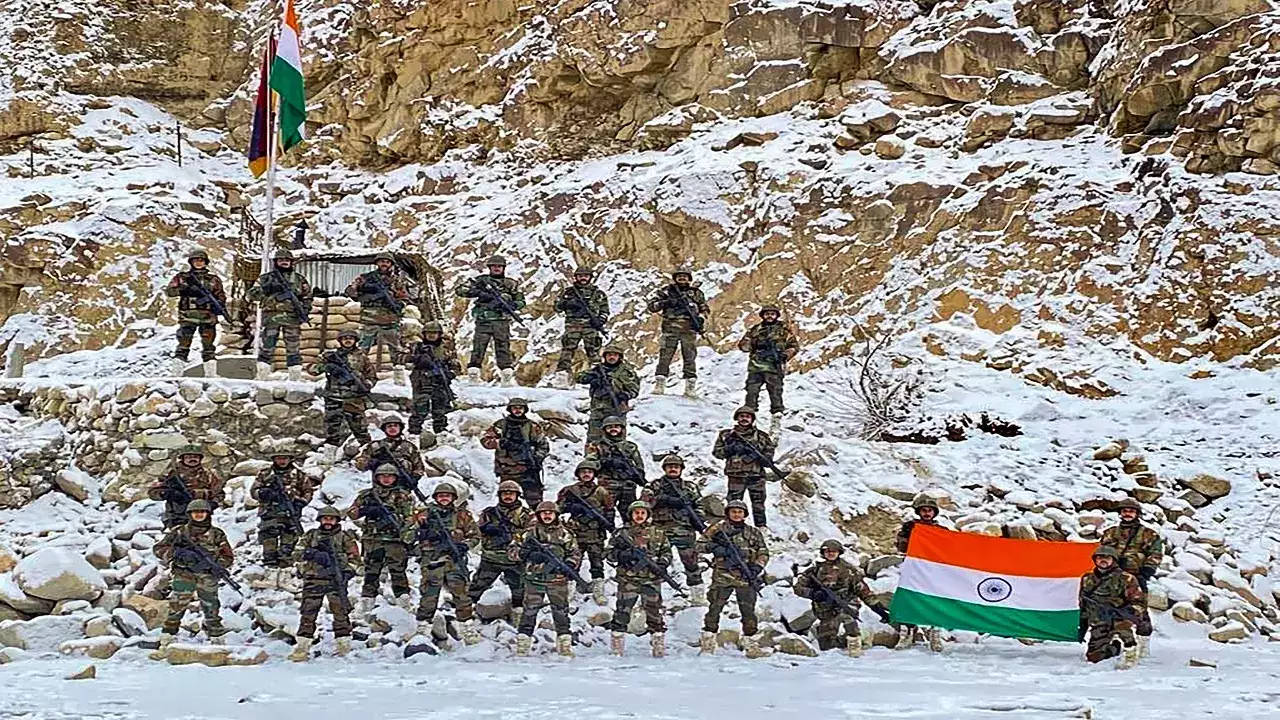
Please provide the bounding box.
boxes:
[163,571,224,636]
[297,578,353,639]
[323,396,372,446]
[499,471,543,508]
[417,556,474,622]
[1085,620,1136,663]
[469,558,525,612]
[176,323,217,362]
[813,604,858,650]
[468,319,513,370]
[606,481,639,526]
[361,539,410,599]
[727,475,768,527]
[409,377,452,434]
[258,318,302,366]
[556,326,602,372]
[518,581,571,635]
[656,330,698,379]
[575,537,607,581]
[259,516,300,568]
[1134,590,1153,637]
[704,581,759,635]
[744,370,785,414]
[586,406,627,445]
[609,576,665,633]
[657,525,702,586]
[359,322,402,370]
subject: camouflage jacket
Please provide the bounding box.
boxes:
[554,284,609,331]
[247,268,313,326]
[1079,566,1144,625]
[406,337,461,383]
[481,416,549,477]
[514,520,581,586]
[738,320,799,375]
[607,524,671,583]
[795,559,875,611]
[309,347,376,400]
[345,269,410,325]
[147,463,226,523]
[712,426,777,477]
[556,482,615,544]
[576,361,640,413]
[584,437,645,488]
[705,520,769,587]
[643,475,704,530]
[895,519,938,553]
[155,523,234,574]
[165,269,227,325]
[348,485,417,542]
[1099,522,1163,575]
[456,274,526,324]
[410,503,478,567]
[294,527,361,581]
[646,283,709,334]
[477,503,532,564]
[354,438,426,480]
[249,465,316,519]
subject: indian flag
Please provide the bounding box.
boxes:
[890,524,1098,642]
[268,0,305,151]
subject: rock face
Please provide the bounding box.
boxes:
[14,549,106,602]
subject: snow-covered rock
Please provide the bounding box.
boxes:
[0,572,54,615]
[14,548,106,602]
[161,643,268,667]
[0,614,86,651]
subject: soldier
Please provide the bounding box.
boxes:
[344,252,411,382]
[289,506,361,662]
[165,248,227,377]
[701,499,770,658]
[1079,545,1143,668]
[585,416,646,526]
[794,540,879,656]
[470,480,533,626]
[895,496,942,652]
[348,464,417,615]
[147,445,226,529]
[354,415,427,487]
[556,460,615,604]
[247,248,313,381]
[248,447,316,588]
[607,500,672,658]
[1099,497,1163,658]
[738,305,799,437]
[405,321,461,439]
[552,265,610,387]
[151,500,234,655]
[514,500,582,657]
[480,398,549,507]
[646,267,709,398]
[643,454,707,606]
[455,254,527,387]
[310,329,375,462]
[712,407,776,528]
[409,482,482,647]
[575,345,640,444]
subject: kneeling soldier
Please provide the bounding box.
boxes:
[152,500,235,655]
[290,506,361,661]
[794,539,879,656]
[411,482,481,647]
[1079,545,1143,669]
[607,500,672,658]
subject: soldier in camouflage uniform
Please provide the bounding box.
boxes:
[354,415,427,489]
[607,500,673,658]
[794,539,880,656]
[247,248,313,381]
[738,305,799,436]
[552,265,610,387]
[455,254,527,387]
[344,252,412,382]
[586,417,646,526]
[405,321,461,437]
[289,506,361,662]
[152,500,234,655]
[480,398,549,507]
[513,500,582,657]
[409,482,482,647]
[642,454,707,605]
[1079,545,1143,668]
[348,465,418,615]
[1099,497,1163,658]
[895,496,942,651]
[310,329,375,460]
[248,447,315,586]
[556,460,615,604]
[575,345,640,444]
[165,248,227,376]
[701,500,771,658]
[147,445,226,529]
[712,407,777,528]
[646,267,709,398]
[470,480,532,625]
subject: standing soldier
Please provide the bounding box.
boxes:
[480,398,549,507]
[310,329,376,462]
[701,499,770,658]
[455,255,526,387]
[575,345,640,444]
[556,460,615,604]
[289,506,361,662]
[151,500,234,655]
[249,447,315,588]
[247,248,313,381]
[147,445,225,529]
[165,248,227,377]
[586,417,646,526]
[410,482,482,647]
[738,305,799,437]
[1079,545,1143,668]
[552,265,610,388]
[513,500,582,657]
[1099,498,1163,659]
[344,252,411,383]
[794,540,880,656]
[348,465,417,615]
[470,480,533,626]
[405,321,461,440]
[354,415,427,489]
[607,500,672,658]
[895,496,942,652]
[646,267,709,398]
[712,407,776,528]
[643,454,707,605]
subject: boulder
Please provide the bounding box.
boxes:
[65,662,96,680]
[1171,601,1208,623]
[774,633,819,657]
[1213,567,1262,607]
[60,637,122,659]
[1180,474,1231,499]
[121,594,168,629]
[162,643,269,666]
[0,614,86,651]
[83,537,113,570]
[0,545,15,574]
[83,615,116,637]
[110,608,148,637]
[1208,621,1246,643]
[1092,441,1127,461]
[782,471,818,498]
[0,573,54,615]
[15,548,107,602]
[55,469,95,502]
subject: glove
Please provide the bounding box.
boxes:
[871,605,892,623]
[1138,567,1155,582]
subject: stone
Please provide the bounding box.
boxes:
[60,636,121,659]
[1208,621,1246,643]
[1180,474,1231,499]
[0,573,54,615]
[111,608,148,637]
[1171,601,1208,623]
[55,469,94,502]
[1092,441,1127,461]
[1180,489,1211,508]
[14,548,106,602]
[83,615,116,638]
[137,431,188,450]
[232,460,271,476]
[874,137,906,159]
[187,397,217,418]
[0,615,85,651]
[782,471,817,498]
[121,594,168,629]
[65,663,96,680]
[83,537,113,570]
[0,545,15,574]
[1213,567,1262,607]
[774,633,819,657]
[116,382,147,403]
[1188,657,1217,668]
[163,643,269,666]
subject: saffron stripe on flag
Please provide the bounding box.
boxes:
[891,587,1081,642]
[906,523,1098,578]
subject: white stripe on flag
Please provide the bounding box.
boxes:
[898,557,1081,612]
[277,24,302,70]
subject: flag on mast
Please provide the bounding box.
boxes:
[269,0,306,152]
[247,37,276,178]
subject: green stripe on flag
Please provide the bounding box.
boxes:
[269,59,305,151]
[890,587,1081,642]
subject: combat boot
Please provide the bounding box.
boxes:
[359,596,375,618]
[742,634,771,659]
[689,585,707,607]
[288,365,303,382]
[466,367,481,383]
[611,631,625,656]
[556,634,574,657]
[683,378,698,398]
[170,357,186,376]
[149,632,175,660]
[699,630,716,655]
[769,413,782,438]
[206,626,228,645]
[256,362,272,381]
[650,632,665,658]
[927,627,943,653]
[516,634,532,656]
[1137,635,1150,659]
[461,619,482,646]
[846,634,864,658]
[289,637,313,662]
[1117,642,1139,670]
[202,359,218,378]
[652,376,667,396]
[509,606,523,627]
[335,637,351,657]
[894,626,914,649]
[591,579,607,605]
[553,370,571,389]
[500,368,517,387]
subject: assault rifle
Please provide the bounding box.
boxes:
[567,287,606,333]
[358,491,404,537]
[303,539,352,612]
[416,508,469,570]
[499,425,543,488]
[480,508,518,546]
[709,528,765,594]
[600,453,646,488]
[586,365,624,409]
[654,476,707,532]
[791,562,890,623]
[1078,586,1141,642]
[521,535,589,585]
[666,287,705,335]
[162,473,192,507]
[264,270,310,324]
[373,448,428,504]
[173,537,242,593]
[725,432,790,482]
[263,472,304,535]
[361,272,405,314]
[562,490,614,533]
[474,277,527,329]
[183,273,228,317]
[756,337,786,368]
[611,530,688,599]
[412,349,456,404]
[321,351,371,395]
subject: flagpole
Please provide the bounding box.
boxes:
[253,29,277,368]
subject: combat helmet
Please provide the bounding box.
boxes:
[317,506,342,519]
[819,539,844,554]
[660,454,685,468]
[186,499,212,514]
[433,482,458,497]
